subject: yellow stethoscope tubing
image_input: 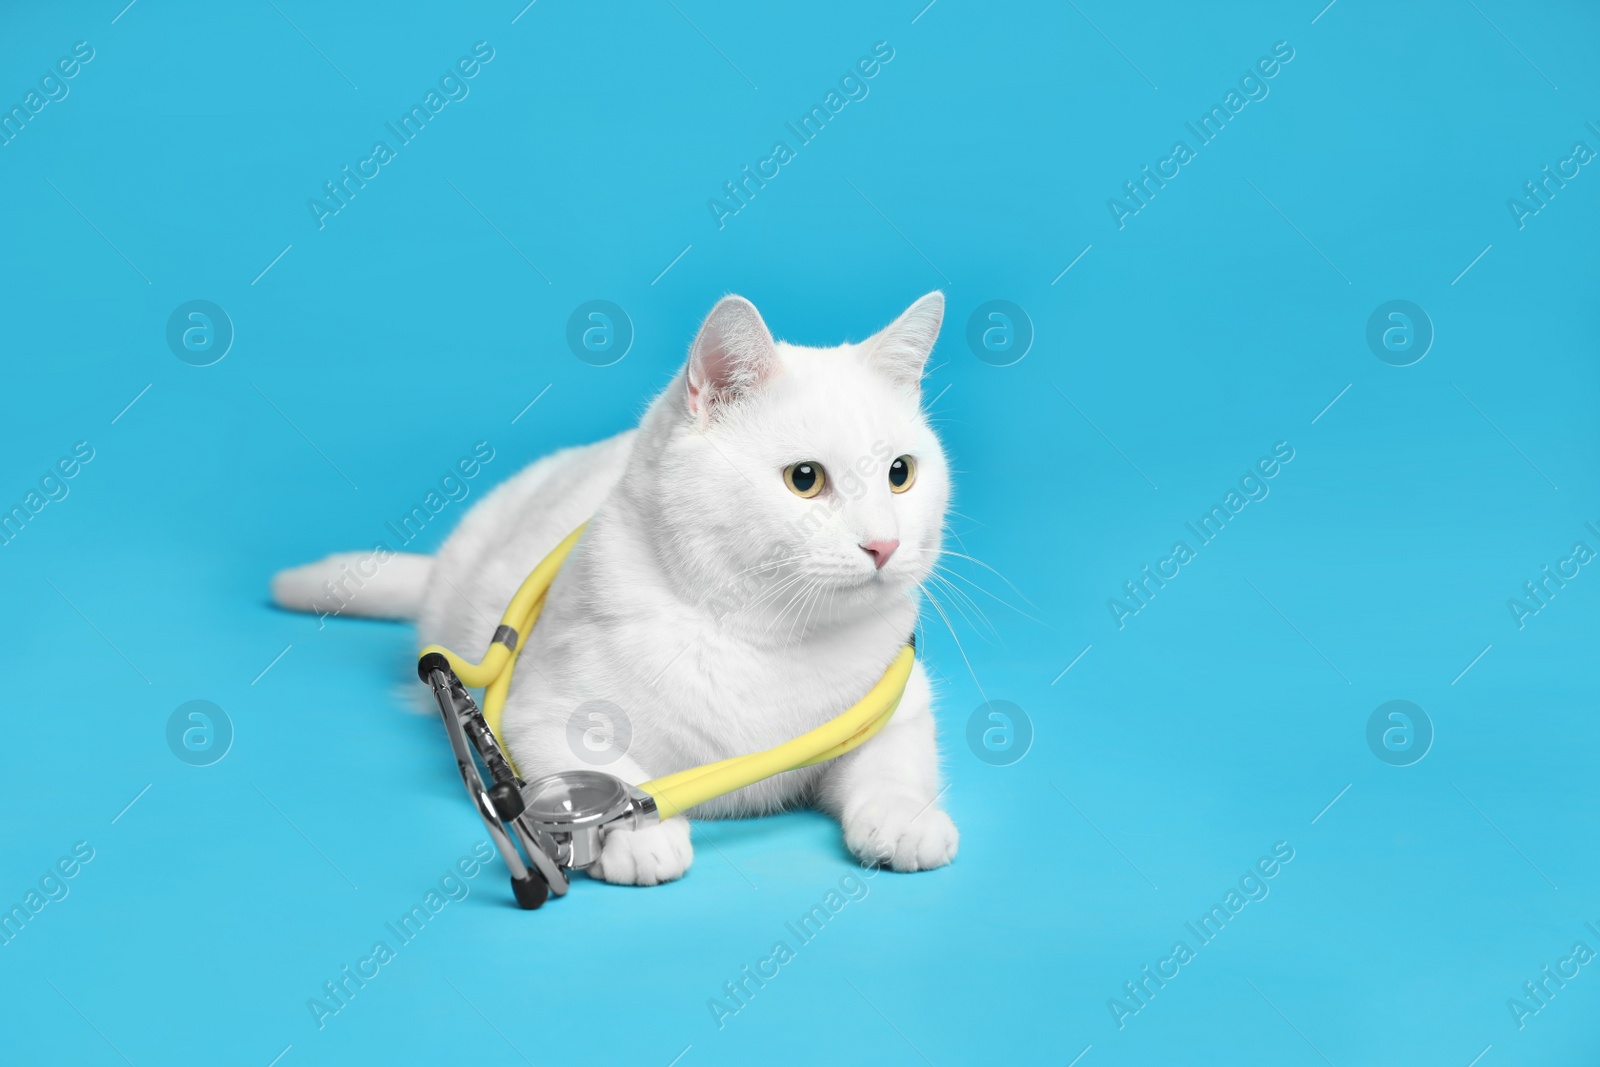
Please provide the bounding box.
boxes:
[417,524,913,821]
[418,523,587,697]
[639,644,912,819]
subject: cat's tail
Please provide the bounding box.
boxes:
[270,552,433,621]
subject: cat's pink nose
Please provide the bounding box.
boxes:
[860,539,900,570]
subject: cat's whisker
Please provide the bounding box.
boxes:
[745,571,811,619]
[797,576,826,639]
[921,575,985,645]
[798,579,827,641]
[911,547,1036,611]
[934,566,1011,633]
[773,574,825,641]
[725,552,814,581]
[941,521,975,559]
[754,567,817,631]
[920,584,989,705]
[931,562,1044,627]
[772,577,807,639]
[925,571,1001,645]
[734,570,813,629]
[933,575,1004,650]
[801,577,832,637]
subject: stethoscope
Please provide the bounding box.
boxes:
[416,524,914,909]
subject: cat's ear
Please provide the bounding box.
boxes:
[685,295,778,421]
[867,291,944,390]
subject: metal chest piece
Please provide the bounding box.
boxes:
[520,770,658,870]
[419,653,656,910]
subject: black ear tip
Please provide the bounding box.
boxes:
[417,651,451,682]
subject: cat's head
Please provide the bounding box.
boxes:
[634,293,949,639]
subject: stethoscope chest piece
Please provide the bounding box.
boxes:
[520,770,658,870]
[420,658,660,910]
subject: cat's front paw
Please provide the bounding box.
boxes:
[843,796,958,872]
[588,816,693,886]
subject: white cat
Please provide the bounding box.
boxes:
[273,293,959,886]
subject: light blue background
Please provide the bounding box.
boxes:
[2,1,1597,1064]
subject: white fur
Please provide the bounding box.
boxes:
[271,552,433,620]
[273,293,958,884]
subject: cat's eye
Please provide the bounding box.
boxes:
[888,455,916,493]
[784,461,826,499]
